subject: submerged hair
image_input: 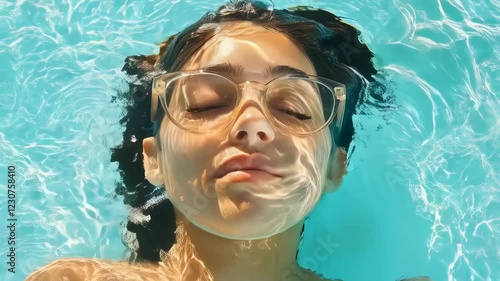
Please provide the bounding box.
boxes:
[111,0,387,263]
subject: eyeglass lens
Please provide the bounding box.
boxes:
[163,73,336,134]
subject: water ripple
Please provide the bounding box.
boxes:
[0,0,498,281]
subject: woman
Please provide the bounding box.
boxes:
[27,1,430,280]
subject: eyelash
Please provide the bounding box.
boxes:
[186,105,312,120]
[186,105,228,113]
[275,108,312,120]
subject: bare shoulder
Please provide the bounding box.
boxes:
[25,258,166,281]
[310,275,433,281]
[26,258,97,281]
[307,275,433,281]
[288,266,343,281]
[288,267,432,281]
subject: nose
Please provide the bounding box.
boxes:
[229,106,275,148]
[228,82,276,147]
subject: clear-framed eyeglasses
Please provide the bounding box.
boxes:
[151,70,346,139]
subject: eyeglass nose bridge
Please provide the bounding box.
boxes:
[231,80,269,109]
[227,80,274,128]
[238,80,267,96]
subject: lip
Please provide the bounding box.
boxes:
[220,170,280,183]
[212,153,281,179]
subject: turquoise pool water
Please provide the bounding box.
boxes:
[0,0,498,280]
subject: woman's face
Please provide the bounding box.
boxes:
[144,22,341,240]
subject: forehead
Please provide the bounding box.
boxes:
[182,21,316,80]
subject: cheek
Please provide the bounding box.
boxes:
[159,121,217,180]
[317,130,332,167]
[296,130,332,182]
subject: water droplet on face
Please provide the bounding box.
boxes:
[180,196,185,201]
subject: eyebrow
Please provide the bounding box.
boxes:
[200,63,309,79]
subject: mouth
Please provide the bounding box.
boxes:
[217,169,280,182]
[212,153,282,182]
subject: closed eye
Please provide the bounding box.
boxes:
[275,108,311,120]
[186,105,229,113]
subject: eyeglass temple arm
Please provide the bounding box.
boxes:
[334,86,346,128]
[151,73,181,122]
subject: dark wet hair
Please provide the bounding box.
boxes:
[111,0,385,263]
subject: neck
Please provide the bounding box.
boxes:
[161,208,307,281]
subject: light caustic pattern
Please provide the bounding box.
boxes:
[339,0,499,280]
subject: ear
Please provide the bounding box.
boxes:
[142,137,164,186]
[324,147,347,193]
